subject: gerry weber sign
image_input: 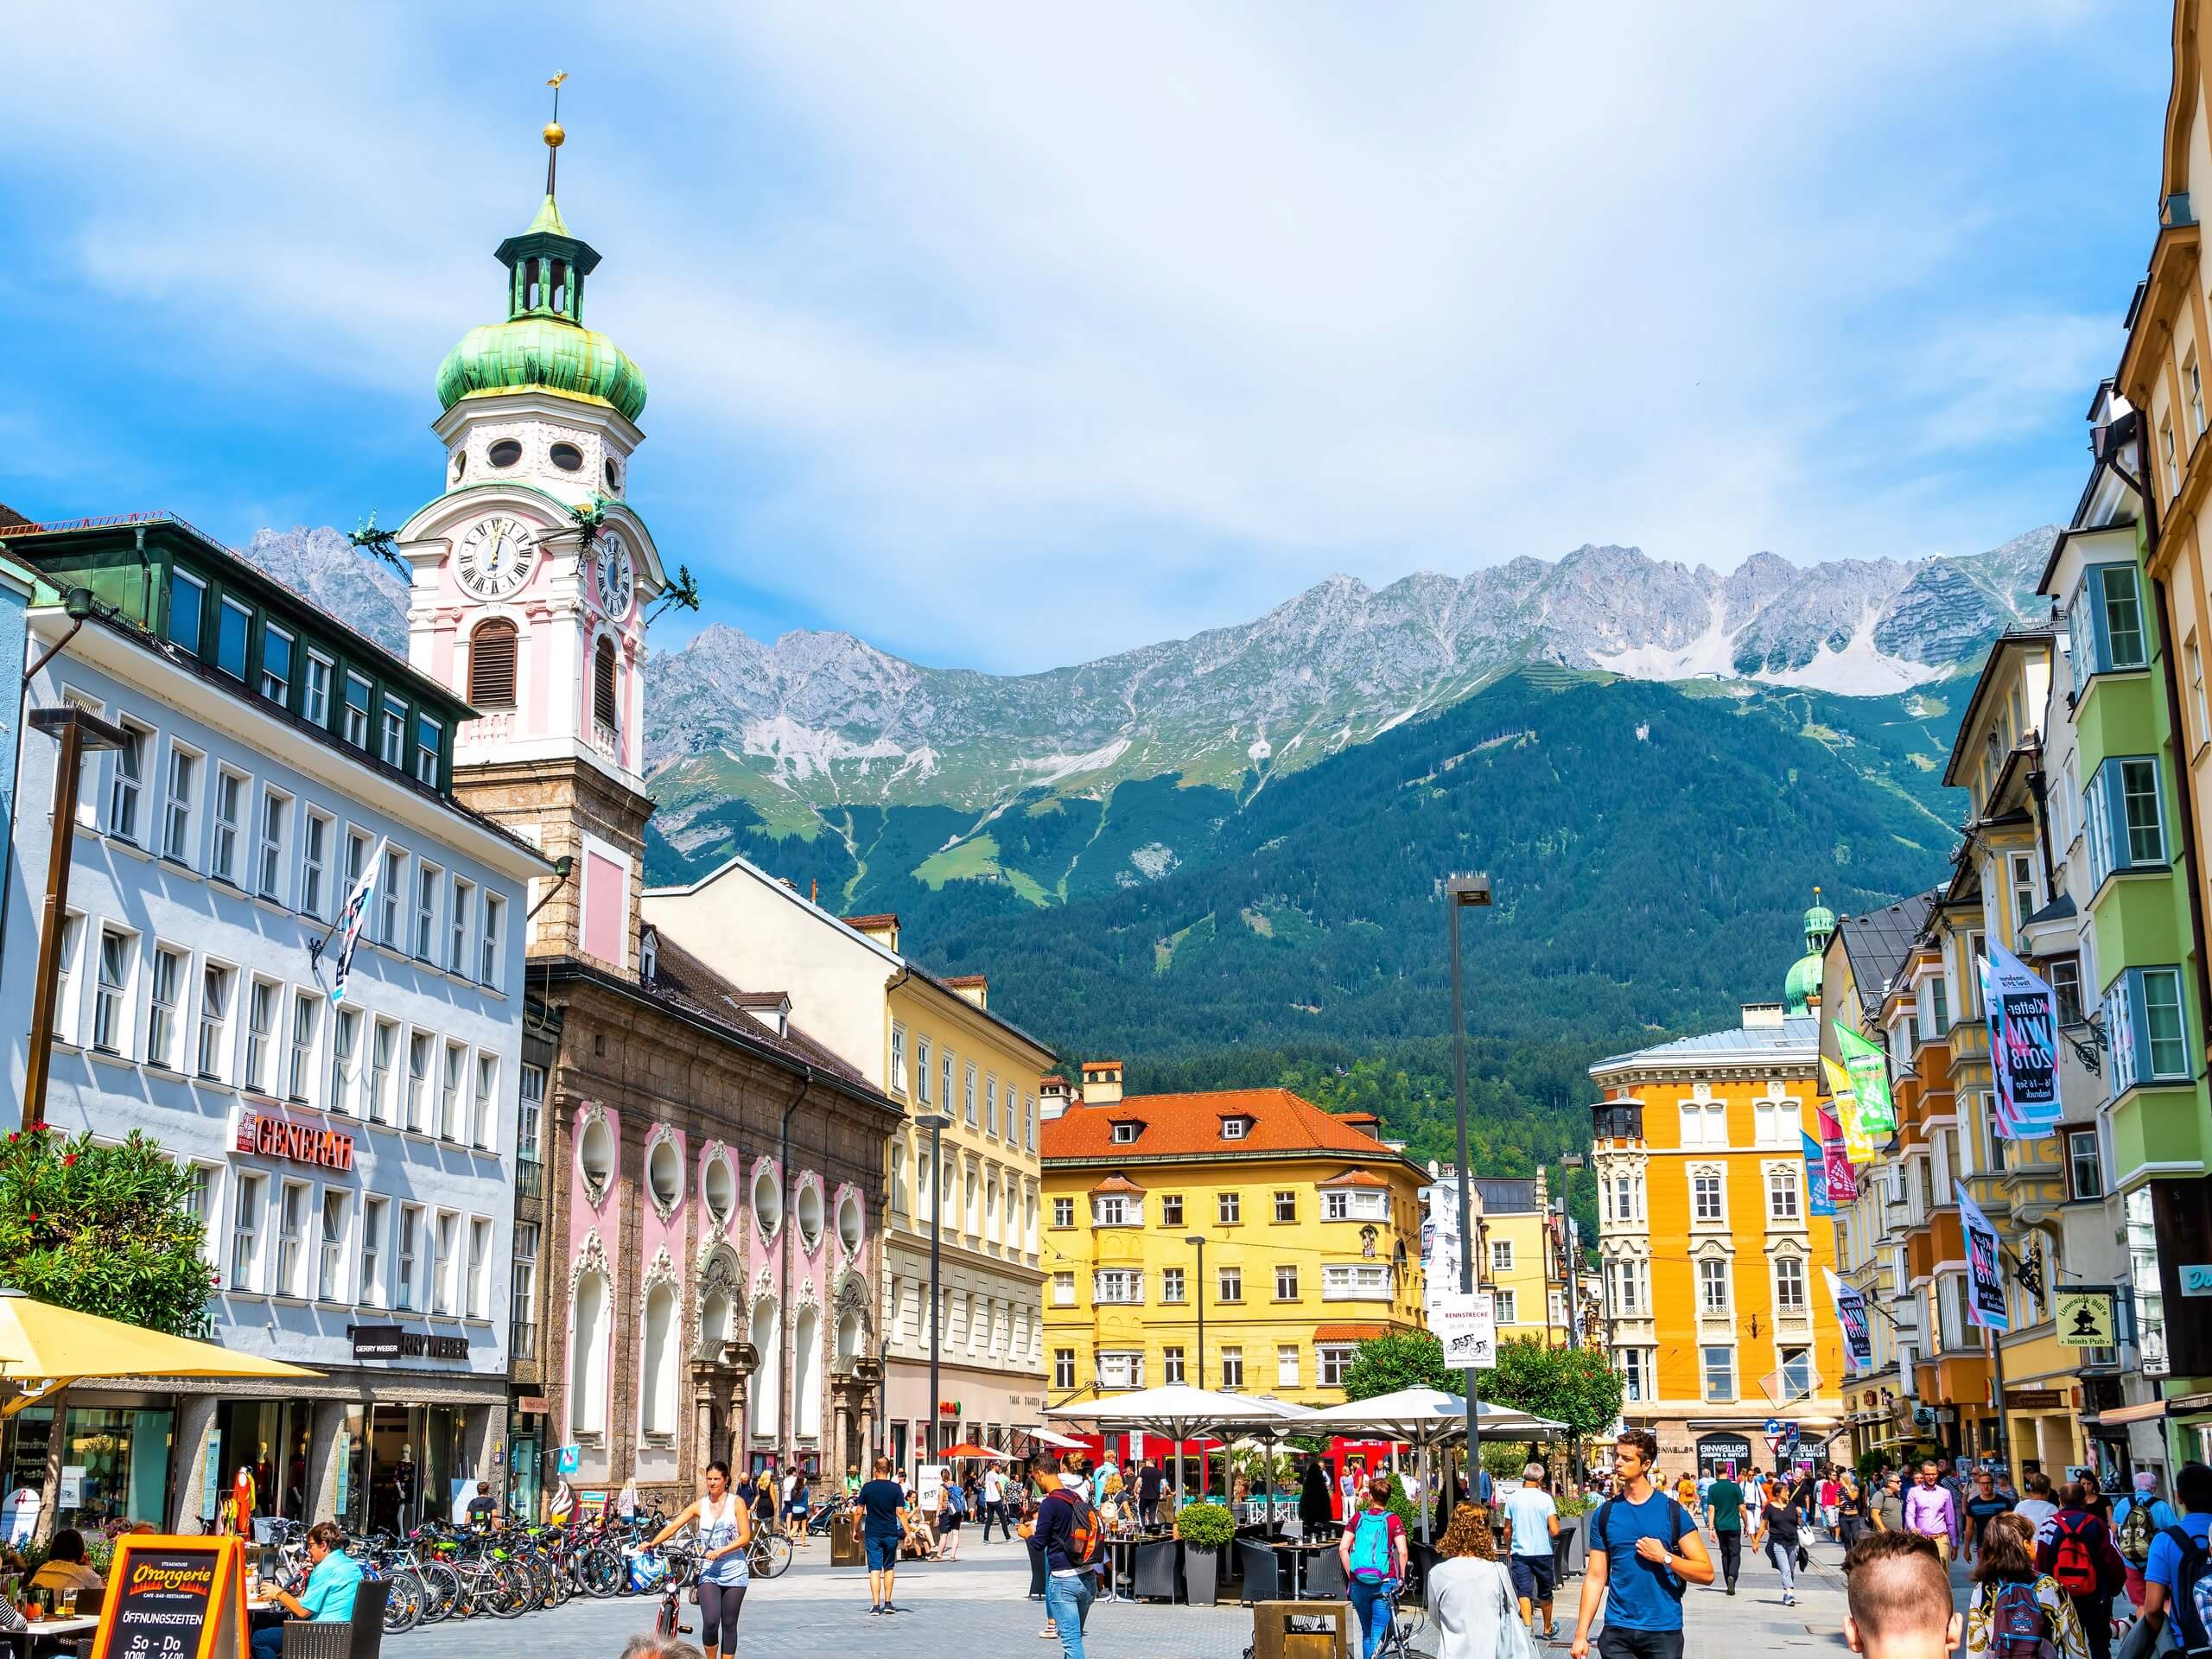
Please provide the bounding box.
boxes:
[235,1108,355,1171]
[350,1325,469,1362]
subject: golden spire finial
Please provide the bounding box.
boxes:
[543,73,569,195]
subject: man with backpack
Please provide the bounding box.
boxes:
[2139,1461,2212,1657]
[2034,1482,2125,1659]
[1033,1452,1104,1659]
[1570,1427,1715,1659]
[2113,1471,2179,1614]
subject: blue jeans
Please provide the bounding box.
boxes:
[1349,1576,1394,1659]
[1046,1571,1096,1659]
[251,1625,288,1659]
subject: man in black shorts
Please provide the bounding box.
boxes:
[1502,1461,1561,1637]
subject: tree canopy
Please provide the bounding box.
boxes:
[0,1126,209,1336]
[1342,1330,1622,1448]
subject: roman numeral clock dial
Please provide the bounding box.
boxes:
[456,515,538,601]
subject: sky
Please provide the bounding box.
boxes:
[2,3,2173,671]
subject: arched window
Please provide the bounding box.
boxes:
[468,619,518,709]
[750,1298,781,1436]
[793,1304,822,1437]
[641,1282,679,1438]
[550,261,569,314]
[593,638,618,730]
[571,1267,610,1436]
[525,258,543,310]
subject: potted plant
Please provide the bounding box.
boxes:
[1175,1497,1237,1605]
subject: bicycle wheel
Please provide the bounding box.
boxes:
[751,1533,794,1579]
[490,1560,531,1618]
[580,1545,625,1599]
[1392,1600,1436,1659]
[380,1569,424,1636]
[418,1560,462,1623]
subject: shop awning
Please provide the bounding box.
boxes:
[0,1289,319,1416]
[2092,1399,2169,1427]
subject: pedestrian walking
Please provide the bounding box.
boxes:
[1502,1462,1562,1637]
[855,1456,908,1618]
[1750,1479,1804,1607]
[1964,1470,2012,1567]
[983,1463,1010,1542]
[934,1472,966,1560]
[2137,1460,2212,1652]
[2112,1470,2177,1616]
[1429,1503,1516,1659]
[1035,1452,1105,1659]
[1820,1471,1841,1539]
[2016,1472,2060,1540]
[644,1460,751,1659]
[2035,1480,2125,1659]
[1139,1459,1166,1531]
[1872,1473,1904,1536]
[1341,1477,1411,1659]
[1966,1513,2089,1659]
[1842,1531,1961,1659]
[1568,1427,1714,1659]
[1703,1464,1745,1597]
[1904,1462,1961,1563]
[784,1465,810,1548]
[1836,1471,1868,1550]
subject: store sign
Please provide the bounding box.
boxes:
[349,1325,468,1362]
[2055,1290,2116,1347]
[2006,1389,2067,1409]
[235,1109,354,1172]
[518,1396,550,1416]
[2180,1265,2212,1298]
[93,1534,249,1659]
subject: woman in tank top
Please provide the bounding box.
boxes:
[647,1459,753,1659]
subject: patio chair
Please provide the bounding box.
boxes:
[281,1577,388,1659]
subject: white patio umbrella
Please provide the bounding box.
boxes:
[1047,1385,1300,1508]
[1310,1388,1568,1541]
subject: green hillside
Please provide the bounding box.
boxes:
[645,670,1965,1220]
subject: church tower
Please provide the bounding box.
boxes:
[396,113,664,975]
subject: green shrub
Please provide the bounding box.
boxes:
[1175,1500,1236,1549]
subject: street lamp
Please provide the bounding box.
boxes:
[22,697,127,1124]
[1445,872,1492,1496]
[918,1110,954,1465]
[1183,1236,1208,1388]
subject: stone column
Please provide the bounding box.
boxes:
[693,1383,715,1480]
[304,1402,350,1522]
[831,1395,852,1485]
[168,1395,221,1532]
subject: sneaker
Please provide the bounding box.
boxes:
[1783,1593,1796,1606]
[870,1605,883,1618]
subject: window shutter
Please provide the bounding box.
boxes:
[468,621,518,709]
[594,639,618,728]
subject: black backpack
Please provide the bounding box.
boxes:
[1592,1495,1693,1603]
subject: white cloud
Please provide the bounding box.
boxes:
[3,0,2163,669]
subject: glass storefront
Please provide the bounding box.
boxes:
[7,1405,175,1532]
[506,1415,541,1522]
[362,1405,465,1535]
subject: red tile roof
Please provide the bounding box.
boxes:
[842,913,899,929]
[944,975,988,988]
[1040,1087,1406,1162]
[1089,1173,1147,1196]
[1314,1324,1388,1342]
[1317,1168,1389,1188]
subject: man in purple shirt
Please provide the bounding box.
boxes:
[1902,1461,1958,1561]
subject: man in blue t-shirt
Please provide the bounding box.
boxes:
[853,1456,909,1616]
[1571,1429,1714,1659]
[2142,1461,2212,1645]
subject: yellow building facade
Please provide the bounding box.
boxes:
[1471,1174,1573,1345]
[1589,967,1846,1473]
[1039,1081,1427,1405]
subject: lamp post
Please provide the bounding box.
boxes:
[22,694,126,1124]
[1445,872,1492,1498]
[918,1110,953,1465]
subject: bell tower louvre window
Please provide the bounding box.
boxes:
[469,620,518,709]
[593,638,618,731]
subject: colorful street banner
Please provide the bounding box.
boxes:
[1802,1131,1834,1216]
[1986,941,2063,1141]
[1818,1108,1859,1202]
[327,836,387,1005]
[1956,1182,2010,1332]
[1822,1056,1878,1166]
[1825,1268,1872,1372]
[1835,1024,1897,1135]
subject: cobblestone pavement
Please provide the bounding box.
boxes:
[385,1528,1859,1659]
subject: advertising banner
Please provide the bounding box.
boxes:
[1802,1132,1834,1216]
[1957,1183,2010,1332]
[1985,942,2062,1140]
[1825,1268,1872,1372]
[1836,1024,1897,1135]
[1822,1056,1878,1166]
[1432,1290,1497,1370]
[1819,1108,1859,1202]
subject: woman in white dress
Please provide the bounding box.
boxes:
[1428,1502,1517,1659]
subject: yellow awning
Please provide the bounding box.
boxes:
[0,1291,320,1416]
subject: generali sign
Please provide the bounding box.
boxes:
[235,1109,355,1172]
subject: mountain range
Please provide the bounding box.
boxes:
[238,523,2049,1201]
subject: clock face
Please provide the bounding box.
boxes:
[595,533,636,622]
[456,515,538,600]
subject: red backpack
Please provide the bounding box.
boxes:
[2047,1513,2101,1598]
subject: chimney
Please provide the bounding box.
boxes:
[1039,1076,1072,1120]
[1740,1001,1785,1030]
[1080,1060,1124,1106]
[842,912,901,951]
[944,974,988,1009]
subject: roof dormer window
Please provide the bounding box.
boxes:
[1111,1121,1141,1144]
[1221,1116,1251,1141]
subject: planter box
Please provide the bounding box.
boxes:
[1184,1543,1225,1605]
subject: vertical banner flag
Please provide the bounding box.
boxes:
[1986,941,2062,1140]
[328,836,388,1005]
[1822,1056,1877,1166]
[1977,958,2019,1139]
[1835,1024,1897,1135]
[1818,1109,1859,1202]
[1802,1131,1834,1216]
[1956,1182,2010,1332]
[1825,1268,1872,1372]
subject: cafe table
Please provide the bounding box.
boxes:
[10,1612,100,1656]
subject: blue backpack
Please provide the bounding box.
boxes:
[2157,1526,2212,1655]
[1349,1510,1395,1583]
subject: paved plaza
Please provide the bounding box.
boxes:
[385,1527,1860,1659]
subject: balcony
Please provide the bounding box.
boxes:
[510,1320,538,1363]
[1905,1211,1963,1283]
[515,1158,543,1201]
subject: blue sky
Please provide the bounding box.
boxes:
[3,3,2171,671]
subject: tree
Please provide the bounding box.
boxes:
[1482,1338,1623,1446]
[0,1125,209,1540]
[0,1126,211,1334]
[1341,1331,1456,1401]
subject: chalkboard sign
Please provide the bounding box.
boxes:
[92,1533,248,1659]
